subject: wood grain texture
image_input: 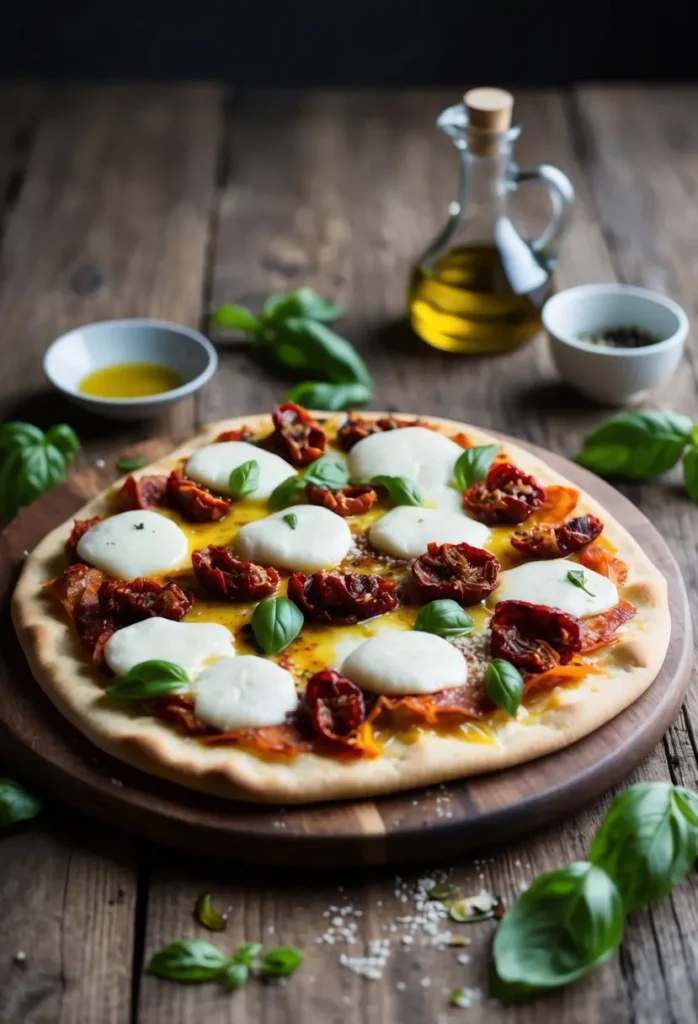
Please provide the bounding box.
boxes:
[1,85,698,1023]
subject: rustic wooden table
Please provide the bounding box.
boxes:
[0,84,696,1024]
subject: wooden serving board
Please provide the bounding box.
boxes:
[0,435,691,867]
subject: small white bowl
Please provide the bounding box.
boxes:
[542,284,688,405]
[44,319,218,420]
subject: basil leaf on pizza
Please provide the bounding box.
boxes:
[484,659,523,717]
[228,459,260,499]
[148,938,230,982]
[415,600,473,638]
[493,862,624,995]
[588,783,698,913]
[107,660,190,700]
[576,410,693,479]
[567,568,595,597]
[282,512,298,529]
[453,444,499,492]
[267,474,306,512]
[268,455,349,511]
[0,777,43,828]
[251,597,303,654]
[371,475,423,507]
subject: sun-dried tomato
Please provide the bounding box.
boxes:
[167,469,230,522]
[581,600,636,652]
[412,541,500,605]
[578,544,629,587]
[65,516,105,559]
[463,463,545,525]
[511,514,604,559]
[100,576,194,623]
[288,571,399,625]
[337,414,424,450]
[144,693,211,736]
[215,426,255,443]
[271,402,326,467]
[305,483,378,517]
[114,474,168,512]
[305,669,366,740]
[192,545,280,601]
[489,599,582,672]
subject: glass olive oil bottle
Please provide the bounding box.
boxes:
[408,88,574,354]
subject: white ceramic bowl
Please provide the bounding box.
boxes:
[542,284,688,405]
[43,319,218,420]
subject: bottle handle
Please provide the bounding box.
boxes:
[511,164,575,260]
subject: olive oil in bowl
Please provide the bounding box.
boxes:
[79,362,182,399]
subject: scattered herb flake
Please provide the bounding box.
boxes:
[282,512,298,529]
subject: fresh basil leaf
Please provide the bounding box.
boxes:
[232,941,263,967]
[493,862,624,994]
[117,455,148,473]
[267,318,372,388]
[0,448,31,520]
[147,938,229,982]
[283,380,372,411]
[262,288,343,325]
[194,893,227,932]
[0,777,43,828]
[575,410,693,479]
[371,475,423,507]
[282,512,298,529]
[258,946,304,978]
[484,659,524,717]
[683,446,698,503]
[304,455,349,489]
[453,445,499,492]
[251,597,303,655]
[414,600,473,639]
[267,474,306,512]
[44,424,80,461]
[229,459,260,499]
[0,421,45,451]
[567,568,595,597]
[224,961,249,990]
[588,783,698,913]
[107,660,190,700]
[212,304,261,335]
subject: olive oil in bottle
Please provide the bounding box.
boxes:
[408,88,573,355]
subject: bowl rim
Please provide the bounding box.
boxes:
[43,318,218,406]
[542,284,689,359]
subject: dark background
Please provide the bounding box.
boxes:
[2,1,695,83]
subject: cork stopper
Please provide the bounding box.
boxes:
[463,87,514,155]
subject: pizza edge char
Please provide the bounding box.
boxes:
[11,409,670,804]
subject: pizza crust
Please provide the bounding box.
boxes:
[11,414,671,804]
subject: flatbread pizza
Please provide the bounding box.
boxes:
[12,407,670,803]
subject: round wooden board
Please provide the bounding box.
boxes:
[0,434,691,867]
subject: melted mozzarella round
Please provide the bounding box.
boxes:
[348,427,464,501]
[235,505,352,572]
[368,506,489,560]
[185,441,295,499]
[341,632,467,695]
[104,618,235,680]
[194,656,298,731]
[493,558,618,617]
[76,510,188,579]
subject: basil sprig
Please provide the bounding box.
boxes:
[484,659,524,717]
[0,421,80,520]
[575,410,696,492]
[148,938,303,989]
[453,444,499,492]
[588,783,698,913]
[268,455,348,511]
[0,777,43,828]
[566,568,595,597]
[414,600,473,638]
[251,597,303,654]
[371,475,423,507]
[107,660,190,700]
[212,287,373,411]
[494,862,624,995]
[228,459,260,499]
